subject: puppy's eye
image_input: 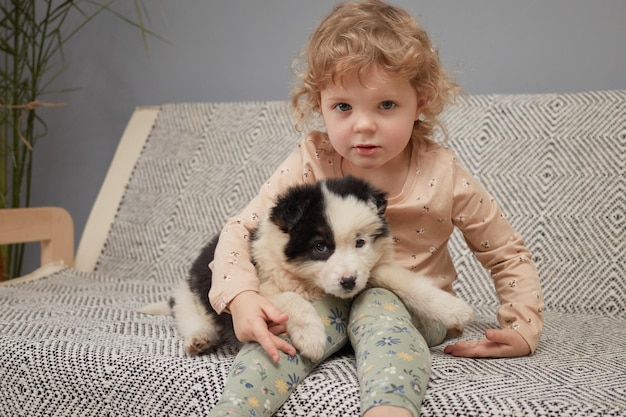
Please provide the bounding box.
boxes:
[355,238,366,248]
[314,241,328,253]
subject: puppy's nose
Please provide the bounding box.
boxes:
[340,276,356,291]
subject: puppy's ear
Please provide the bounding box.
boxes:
[269,184,318,232]
[325,175,388,215]
[369,189,387,216]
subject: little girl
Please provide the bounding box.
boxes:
[207,1,544,416]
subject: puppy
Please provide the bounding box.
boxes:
[141,176,473,360]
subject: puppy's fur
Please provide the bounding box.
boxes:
[141,176,473,360]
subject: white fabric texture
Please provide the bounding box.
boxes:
[1,90,624,416]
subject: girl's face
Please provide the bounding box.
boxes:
[320,65,421,173]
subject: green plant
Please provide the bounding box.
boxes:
[0,0,162,280]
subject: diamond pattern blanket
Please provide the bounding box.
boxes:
[1,90,625,416]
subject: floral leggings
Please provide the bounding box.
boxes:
[208,288,447,417]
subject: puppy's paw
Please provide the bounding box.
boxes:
[401,287,474,333]
[183,334,215,355]
[287,316,326,361]
[436,294,474,331]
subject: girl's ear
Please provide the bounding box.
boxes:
[415,98,427,121]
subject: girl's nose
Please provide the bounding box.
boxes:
[353,112,376,133]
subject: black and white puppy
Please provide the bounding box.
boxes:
[141,176,473,360]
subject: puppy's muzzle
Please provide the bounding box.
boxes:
[340,276,357,291]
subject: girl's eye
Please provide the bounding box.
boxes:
[380,101,396,110]
[315,241,329,253]
[335,103,352,112]
[355,238,366,248]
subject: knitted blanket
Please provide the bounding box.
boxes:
[1,90,624,416]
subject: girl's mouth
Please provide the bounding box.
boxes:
[354,144,380,156]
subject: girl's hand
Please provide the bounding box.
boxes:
[443,328,531,358]
[228,291,297,362]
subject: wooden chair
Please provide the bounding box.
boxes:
[0,106,159,282]
[0,207,74,279]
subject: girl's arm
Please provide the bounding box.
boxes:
[208,145,307,314]
[208,134,329,358]
[448,158,545,357]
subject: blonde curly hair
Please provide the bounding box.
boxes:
[291,0,460,143]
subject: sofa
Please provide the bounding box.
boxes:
[1,90,624,417]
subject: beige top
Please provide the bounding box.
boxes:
[209,131,545,352]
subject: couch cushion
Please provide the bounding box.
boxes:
[1,91,624,416]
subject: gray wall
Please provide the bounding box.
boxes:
[24,0,626,273]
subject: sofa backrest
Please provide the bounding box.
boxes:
[442,91,624,316]
[97,91,625,316]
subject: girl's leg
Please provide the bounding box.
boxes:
[348,288,446,417]
[209,296,351,417]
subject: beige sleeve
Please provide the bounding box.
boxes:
[208,138,320,313]
[451,159,545,353]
